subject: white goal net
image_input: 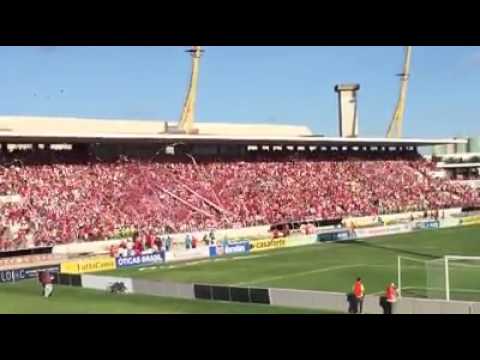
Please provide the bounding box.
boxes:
[398,256,480,302]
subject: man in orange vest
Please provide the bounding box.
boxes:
[352,277,365,314]
[384,282,398,314]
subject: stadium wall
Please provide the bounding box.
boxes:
[64,273,480,314]
[439,218,461,228]
[166,247,210,262]
[52,239,129,256]
[132,279,195,300]
[52,225,270,256]
[343,208,462,228]
[354,223,412,238]
[0,253,65,271]
[81,275,134,294]
[394,297,474,314]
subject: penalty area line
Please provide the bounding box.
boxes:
[235,263,393,287]
[234,264,368,287]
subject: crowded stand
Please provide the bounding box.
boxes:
[0,148,479,251]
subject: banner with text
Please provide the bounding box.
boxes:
[116,253,165,268]
[354,224,412,239]
[459,216,480,226]
[316,230,355,243]
[61,257,116,274]
[0,264,60,283]
[209,241,250,257]
[285,234,317,248]
[414,220,440,231]
[249,238,286,253]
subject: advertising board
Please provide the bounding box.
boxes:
[60,257,116,274]
[414,220,440,231]
[316,230,355,243]
[209,241,250,257]
[166,247,210,263]
[439,218,461,229]
[0,264,60,283]
[0,254,59,269]
[459,216,480,226]
[249,238,286,253]
[354,224,412,239]
[116,253,165,268]
[285,234,317,248]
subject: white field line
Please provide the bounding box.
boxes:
[135,240,438,279]
[235,264,372,286]
[135,245,342,273]
[232,254,270,261]
[402,286,480,294]
[144,254,271,271]
[165,259,212,270]
[138,266,158,272]
[235,263,396,287]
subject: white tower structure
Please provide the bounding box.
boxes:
[335,84,360,138]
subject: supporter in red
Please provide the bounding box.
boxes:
[146,232,155,249]
[154,235,163,253]
[109,245,118,258]
[0,149,479,251]
[133,233,143,256]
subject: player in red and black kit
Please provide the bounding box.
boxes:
[38,271,55,298]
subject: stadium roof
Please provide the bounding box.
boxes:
[0,116,313,137]
[0,116,465,147]
[0,130,465,147]
[437,163,480,169]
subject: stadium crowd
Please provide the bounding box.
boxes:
[0,150,479,251]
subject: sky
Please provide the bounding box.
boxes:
[0,46,478,138]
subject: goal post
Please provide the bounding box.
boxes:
[398,255,480,302]
[444,256,480,302]
[397,256,428,299]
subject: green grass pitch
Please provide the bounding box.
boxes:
[1,225,480,313]
[108,225,480,302]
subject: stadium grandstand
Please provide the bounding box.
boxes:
[0,45,478,259]
[0,114,478,253]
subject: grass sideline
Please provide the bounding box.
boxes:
[107,225,480,301]
[0,280,337,314]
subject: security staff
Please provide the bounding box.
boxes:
[352,277,365,314]
[385,282,398,314]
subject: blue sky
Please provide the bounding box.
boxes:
[0,46,478,138]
